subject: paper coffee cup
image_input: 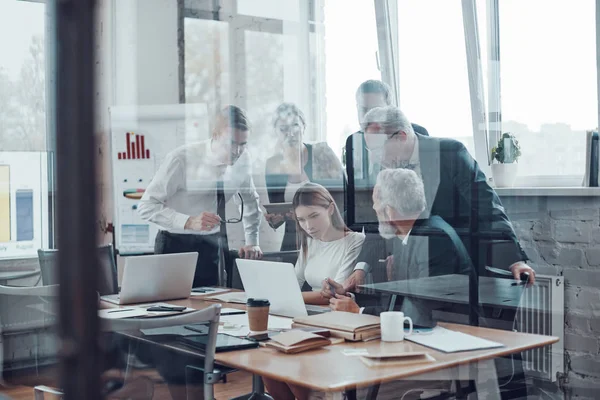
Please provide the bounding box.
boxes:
[247,298,270,332]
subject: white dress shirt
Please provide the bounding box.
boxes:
[137,140,262,245]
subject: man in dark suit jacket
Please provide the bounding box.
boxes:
[343,104,535,292]
[325,168,475,326]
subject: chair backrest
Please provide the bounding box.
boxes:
[37,245,118,295]
[37,248,59,286]
[0,284,60,383]
[100,304,221,400]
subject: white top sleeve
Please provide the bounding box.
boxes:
[294,249,307,289]
[238,173,262,246]
[331,233,366,284]
[137,153,190,230]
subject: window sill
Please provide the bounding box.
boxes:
[495,187,600,197]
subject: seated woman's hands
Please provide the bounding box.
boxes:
[329,294,360,313]
[320,278,346,300]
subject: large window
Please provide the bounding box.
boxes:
[396,0,475,156]
[0,0,50,259]
[498,0,596,179]
[323,0,382,158]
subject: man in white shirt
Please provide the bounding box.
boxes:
[138,105,263,288]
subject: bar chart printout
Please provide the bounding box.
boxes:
[117,132,151,160]
[16,189,33,241]
[0,166,10,242]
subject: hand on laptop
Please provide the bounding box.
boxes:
[320,278,345,300]
[329,294,360,313]
[239,245,263,260]
[185,212,222,231]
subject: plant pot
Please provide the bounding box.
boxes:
[491,163,519,187]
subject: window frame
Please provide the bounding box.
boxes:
[384,0,600,188]
[180,0,326,143]
[0,0,54,261]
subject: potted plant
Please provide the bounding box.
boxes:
[491,132,521,187]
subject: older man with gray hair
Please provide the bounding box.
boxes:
[326,168,474,326]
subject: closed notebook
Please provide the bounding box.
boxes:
[265,330,331,354]
[292,311,381,341]
[360,352,436,368]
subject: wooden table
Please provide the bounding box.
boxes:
[360,274,543,311]
[103,295,559,399]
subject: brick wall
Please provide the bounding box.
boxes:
[500,195,600,399]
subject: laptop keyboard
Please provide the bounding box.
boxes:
[305,305,331,315]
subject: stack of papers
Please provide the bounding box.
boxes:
[205,292,247,304]
[219,314,293,337]
[99,307,149,319]
[406,326,504,353]
[190,287,231,297]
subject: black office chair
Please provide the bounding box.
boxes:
[37,244,118,295]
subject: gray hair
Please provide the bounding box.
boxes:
[375,168,426,217]
[363,106,415,136]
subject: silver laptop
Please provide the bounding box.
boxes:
[236,259,330,318]
[102,252,198,305]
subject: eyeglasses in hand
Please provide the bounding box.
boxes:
[220,193,244,224]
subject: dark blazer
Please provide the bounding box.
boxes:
[362,215,475,327]
[345,132,528,272]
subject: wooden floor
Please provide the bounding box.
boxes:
[0,370,253,400]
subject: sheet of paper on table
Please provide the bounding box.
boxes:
[190,287,231,297]
[219,314,293,337]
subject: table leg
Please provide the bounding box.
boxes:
[231,374,274,400]
[469,359,500,400]
[344,388,357,400]
[388,295,398,311]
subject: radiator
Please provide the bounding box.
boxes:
[515,275,564,382]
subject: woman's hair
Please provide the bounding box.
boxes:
[292,182,349,258]
[211,105,251,139]
[272,102,307,130]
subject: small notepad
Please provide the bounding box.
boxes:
[406,326,504,353]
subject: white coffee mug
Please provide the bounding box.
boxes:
[380,311,413,342]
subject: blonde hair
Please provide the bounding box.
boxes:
[292,182,349,259]
[211,105,251,139]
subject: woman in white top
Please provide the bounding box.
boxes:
[262,182,365,400]
[292,182,365,305]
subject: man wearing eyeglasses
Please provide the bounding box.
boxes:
[138,105,263,288]
[341,104,535,294]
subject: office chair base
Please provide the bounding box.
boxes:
[231,374,274,400]
[232,394,274,400]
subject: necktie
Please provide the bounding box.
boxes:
[216,180,228,239]
[216,180,229,286]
